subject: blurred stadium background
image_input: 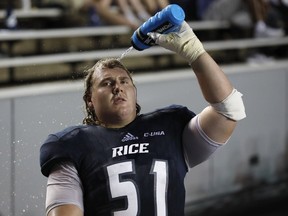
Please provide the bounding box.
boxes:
[0,0,288,216]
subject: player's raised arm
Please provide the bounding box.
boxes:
[148,21,246,143]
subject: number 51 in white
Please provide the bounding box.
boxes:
[107,160,168,216]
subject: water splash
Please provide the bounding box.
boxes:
[117,46,134,61]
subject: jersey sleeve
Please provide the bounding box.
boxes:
[40,127,83,177]
[182,114,224,168]
[46,161,84,215]
[159,104,196,126]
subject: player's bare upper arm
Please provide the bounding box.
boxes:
[198,106,236,144]
[48,204,83,216]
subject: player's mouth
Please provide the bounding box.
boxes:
[112,96,126,104]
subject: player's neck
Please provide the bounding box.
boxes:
[101,114,136,129]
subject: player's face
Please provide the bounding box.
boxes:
[90,67,137,128]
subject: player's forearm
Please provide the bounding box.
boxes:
[191,52,234,103]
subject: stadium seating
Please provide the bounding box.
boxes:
[0,9,287,85]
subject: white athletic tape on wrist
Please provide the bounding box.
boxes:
[176,21,206,63]
[148,22,205,64]
[181,35,206,64]
[210,89,246,121]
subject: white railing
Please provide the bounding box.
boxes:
[0,37,287,68]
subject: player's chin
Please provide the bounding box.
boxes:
[115,105,135,116]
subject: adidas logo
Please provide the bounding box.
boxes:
[121,133,138,142]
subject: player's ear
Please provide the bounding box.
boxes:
[84,93,93,108]
[88,101,93,108]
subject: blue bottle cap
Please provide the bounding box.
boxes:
[166,4,185,25]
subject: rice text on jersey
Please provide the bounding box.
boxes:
[112,143,149,158]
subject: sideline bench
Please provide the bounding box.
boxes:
[0,20,231,66]
[0,26,131,41]
[0,21,230,41]
[0,8,62,19]
[0,36,287,68]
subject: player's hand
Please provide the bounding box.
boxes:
[148,21,206,64]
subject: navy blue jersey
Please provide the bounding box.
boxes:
[40,105,196,216]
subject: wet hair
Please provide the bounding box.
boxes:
[82,58,141,125]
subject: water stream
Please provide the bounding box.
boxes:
[117,46,134,61]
